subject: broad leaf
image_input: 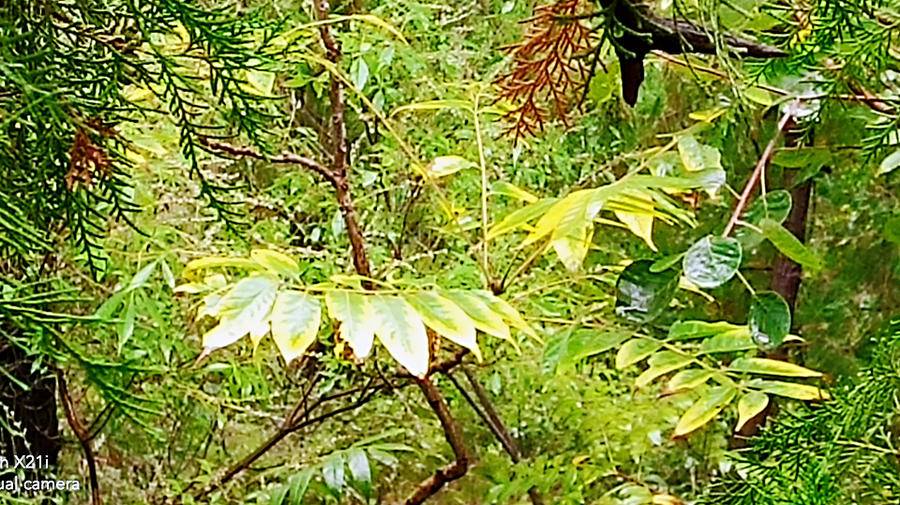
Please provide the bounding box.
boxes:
[668,320,745,340]
[677,135,722,172]
[737,190,792,249]
[404,291,479,359]
[728,357,822,377]
[202,275,278,351]
[322,454,345,494]
[667,369,715,392]
[326,291,376,358]
[491,180,538,203]
[616,338,662,369]
[487,197,559,240]
[615,260,679,323]
[682,236,742,288]
[544,329,631,373]
[751,379,830,400]
[270,290,321,364]
[879,149,900,175]
[635,351,692,387]
[443,290,512,343]
[251,249,300,277]
[735,391,769,431]
[748,291,791,348]
[470,290,536,339]
[674,385,737,436]
[347,447,372,494]
[369,295,430,377]
[759,219,823,270]
[428,156,475,177]
[699,328,755,354]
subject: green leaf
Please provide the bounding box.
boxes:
[443,290,512,343]
[677,135,722,172]
[183,256,260,278]
[126,261,157,291]
[667,369,715,392]
[118,295,137,353]
[748,291,791,348]
[728,357,822,377]
[487,197,559,240]
[322,454,345,494]
[202,275,278,351]
[404,291,479,359]
[615,260,679,323]
[751,379,830,400]
[668,320,745,340]
[251,249,300,277]
[699,328,755,354]
[879,149,900,175]
[635,351,692,387]
[350,58,369,91]
[470,290,537,340]
[270,290,321,365]
[736,190,792,249]
[491,181,538,203]
[428,156,476,177]
[759,219,823,271]
[735,391,769,431]
[674,385,737,436]
[325,291,376,358]
[649,253,684,273]
[288,469,313,504]
[347,448,371,497]
[616,338,662,369]
[544,330,631,373]
[682,235,742,288]
[369,295,430,377]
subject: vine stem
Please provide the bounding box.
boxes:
[57,370,102,505]
[722,101,798,237]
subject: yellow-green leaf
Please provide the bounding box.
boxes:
[251,249,299,277]
[674,385,737,436]
[728,357,822,378]
[751,380,830,400]
[614,210,657,251]
[735,391,769,431]
[183,256,260,278]
[616,338,662,369]
[428,156,476,177]
[325,291,375,359]
[443,290,511,343]
[667,369,715,392]
[369,295,430,378]
[202,275,278,351]
[470,290,537,340]
[635,351,692,388]
[487,197,559,240]
[270,290,321,365]
[491,181,538,203]
[404,292,479,360]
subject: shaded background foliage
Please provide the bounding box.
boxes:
[0,0,898,503]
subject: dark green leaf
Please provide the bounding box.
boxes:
[615,260,679,323]
[682,236,742,288]
[760,219,824,270]
[748,291,791,348]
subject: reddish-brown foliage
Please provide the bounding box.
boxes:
[496,0,594,141]
[65,129,109,190]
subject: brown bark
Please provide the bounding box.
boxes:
[402,378,469,505]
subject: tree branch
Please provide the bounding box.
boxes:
[723,102,798,237]
[402,377,470,505]
[197,136,336,184]
[57,370,102,505]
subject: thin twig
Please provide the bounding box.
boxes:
[722,102,798,237]
[57,370,102,505]
[197,137,336,184]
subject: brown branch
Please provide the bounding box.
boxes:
[56,370,101,505]
[723,102,798,237]
[197,136,336,184]
[402,378,470,505]
[190,381,381,502]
